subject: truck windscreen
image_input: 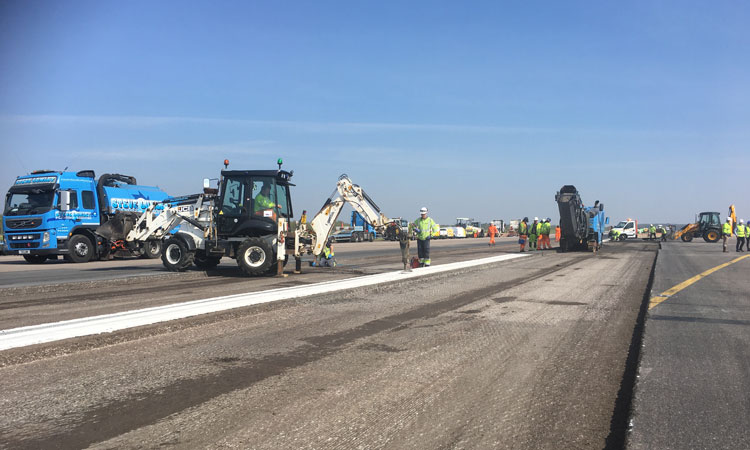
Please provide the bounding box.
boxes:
[5,190,55,216]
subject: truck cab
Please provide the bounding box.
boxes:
[4,171,99,263]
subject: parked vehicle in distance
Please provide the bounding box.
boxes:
[609,218,638,240]
[350,211,376,242]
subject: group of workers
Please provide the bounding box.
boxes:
[647,224,669,242]
[517,217,553,252]
[723,217,750,253]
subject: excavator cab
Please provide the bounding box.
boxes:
[216,170,294,237]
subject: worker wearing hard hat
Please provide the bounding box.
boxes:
[539,218,552,250]
[518,217,529,252]
[735,219,746,252]
[529,217,540,251]
[648,224,656,240]
[413,207,439,267]
[722,217,732,252]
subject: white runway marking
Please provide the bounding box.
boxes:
[0,253,527,351]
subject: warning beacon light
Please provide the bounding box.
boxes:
[223,159,229,169]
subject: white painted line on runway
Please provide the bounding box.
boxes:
[0,253,528,351]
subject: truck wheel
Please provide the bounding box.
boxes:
[68,235,94,263]
[142,240,162,259]
[368,232,374,242]
[161,238,194,272]
[194,251,221,269]
[681,233,693,242]
[23,255,48,264]
[703,230,720,243]
[237,238,273,276]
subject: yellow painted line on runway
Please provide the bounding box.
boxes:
[649,254,750,309]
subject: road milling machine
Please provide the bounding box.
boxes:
[555,185,608,252]
[122,161,409,275]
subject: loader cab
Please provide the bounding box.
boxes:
[698,212,720,229]
[216,169,294,237]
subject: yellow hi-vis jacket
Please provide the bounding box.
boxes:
[413,217,439,240]
[519,222,528,235]
[723,222,732,236]
[737,225,747,238]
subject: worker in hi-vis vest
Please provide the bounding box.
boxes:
[488,223,499,247]
[735,218,746,252]
[528,217,540,251]
[413,207,439,267]
[518,217,529,252]
[722,217,732,253]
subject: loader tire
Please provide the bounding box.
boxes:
[162,237,194,272]
[703,230,720,243]
[681,233,693,242]
[237,238,273,276]
[194,251,221,270]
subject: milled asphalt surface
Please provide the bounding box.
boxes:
[628,238,750,449]
[0,240,656,449]
[0,237,504,288]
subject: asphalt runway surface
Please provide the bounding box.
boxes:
[628,239,750,450]
[0,238,657,449]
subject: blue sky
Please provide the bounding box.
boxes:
[1,1,748,225]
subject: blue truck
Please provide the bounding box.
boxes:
[330,211,378,243]
[351,211,377,242]
[555,185,609,252]
[3,170,170,264]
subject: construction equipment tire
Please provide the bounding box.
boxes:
[237,238,273,276]
[68,234,94,263]
[194,251,221,269]
[22,255,48,264]
[681,233,693,242]
[162,237,194,272]
[142,240,162,259]
[703,230,720,243]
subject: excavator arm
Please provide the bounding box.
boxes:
[304,174,394,256]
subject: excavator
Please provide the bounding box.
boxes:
[673,205,735,243]
[123,161,409,276]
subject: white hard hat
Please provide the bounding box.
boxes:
[534,217,539,221]
[740,219,745,224]
[727,217,731,221]
[420,207,428,214]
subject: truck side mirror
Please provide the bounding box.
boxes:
[59,190,71,211]
[203,178,210,189]
[605,217,610,225]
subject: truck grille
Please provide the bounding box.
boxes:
[9,242,40,249]
[6,218,42,229]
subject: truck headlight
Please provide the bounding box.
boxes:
[43,232,50,243]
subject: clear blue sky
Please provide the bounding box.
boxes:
[1,1,748,225]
